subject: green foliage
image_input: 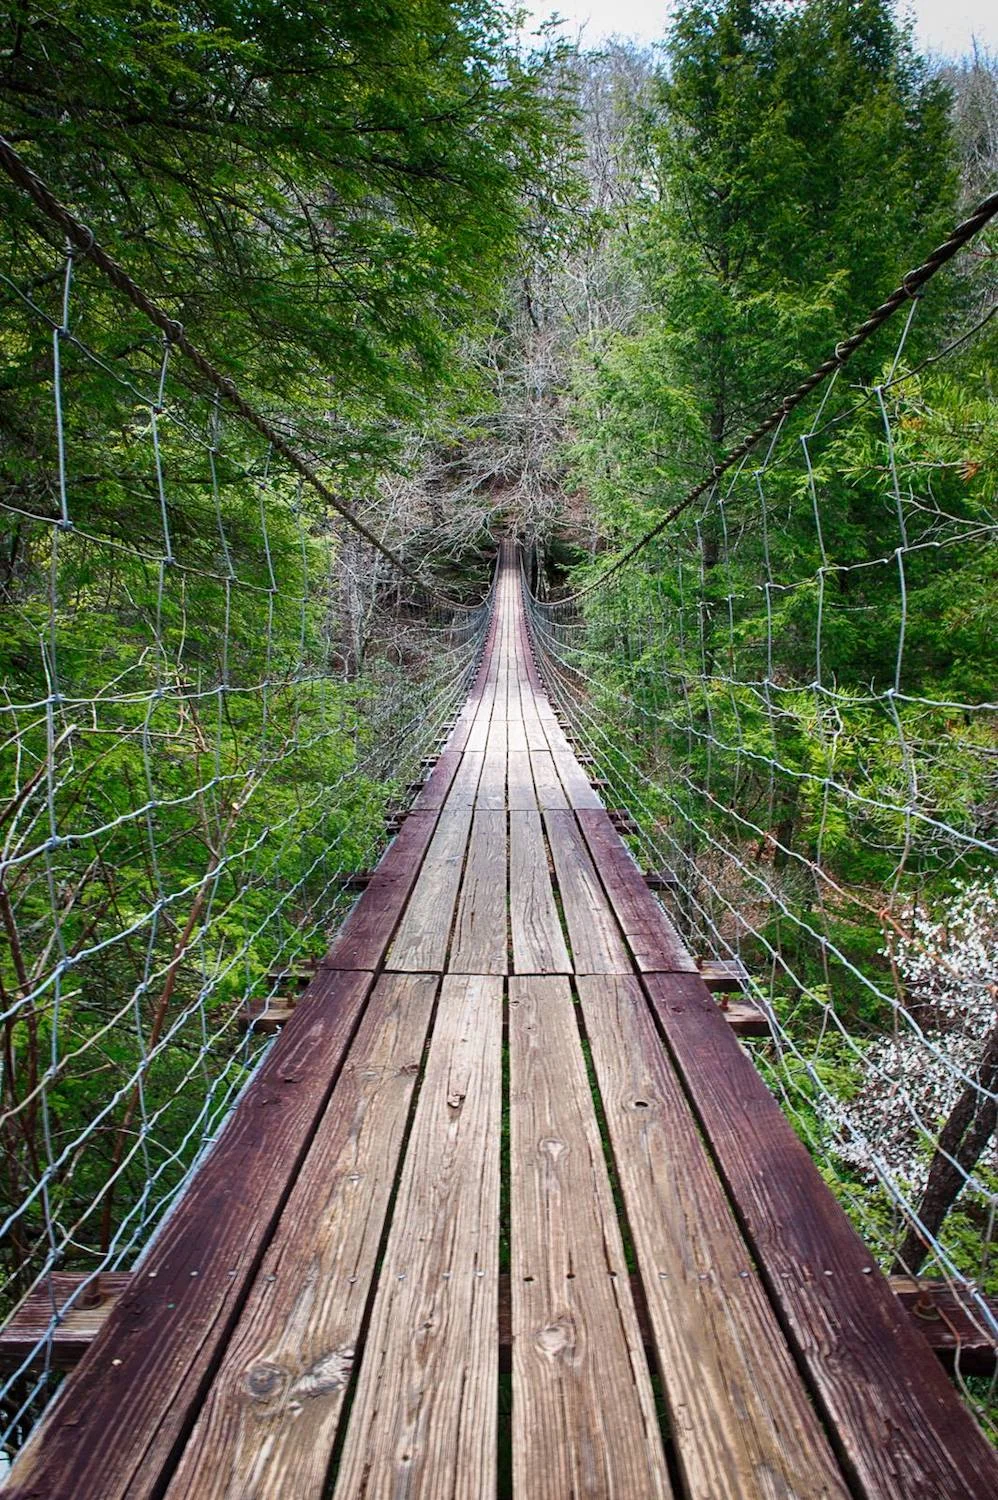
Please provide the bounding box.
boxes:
[0,0,574,475]
[571,0,959,539]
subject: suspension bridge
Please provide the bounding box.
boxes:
[0,543,993,1498]
[1,146,998,1496]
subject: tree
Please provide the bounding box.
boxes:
[0,1,571,476]
[577,0,957,523]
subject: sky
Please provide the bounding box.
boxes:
[518,1,997,59]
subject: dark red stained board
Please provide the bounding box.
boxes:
[5,969,376,1500]
[411,744,464,812]
[642,971,998,1500]
[321,811,439,970]
[576,808,698,973]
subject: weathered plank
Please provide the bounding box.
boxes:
[508,975,671,1500]
[387,808,473,971]
[450,810,508,974]
[476,751,507,810]
[506,750,537,811]
[506,717,528,754]
[165,975,438,1500]
[332,975,501,1500]
[543,809,630,973]
[577,974,850,1500]
[545,744,604,810]
[699,957,751,992]
[444,751,485,809]
[576,808,698,973]
[529,749,568,809]
[4,970,375,1500]
[643,971,998,1500]
[509,811,570,974]
[323,813,438,970]
[522,708,551,752]
[484,713,508,754]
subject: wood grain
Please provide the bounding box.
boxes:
[332,975,501,1500]
[506,750,536,810]
[387,808,473,971]
[164,975,438,1500]
[450,810,508,974]
[543,809,630,973]
[577,974,850,1500]
[4,970,375,1500]
[576,808,698,973]
[444,751,485,809]
[0,1274,130,1373]
[477,752,507,810]
[522,708,550,751]
[508,975,672,1500]
[545,744,604,810]
[509,811,570,974]
[643,971,998,1500]
[323,813,439,970]
[506,718,528,754]
[529,749,568,809]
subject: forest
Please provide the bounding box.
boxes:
[0,0,996,1456]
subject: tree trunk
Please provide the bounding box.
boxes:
[893,1022,998,1274]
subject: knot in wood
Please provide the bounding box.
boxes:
[244,1361,288,1402]
[535,1315,576,1360]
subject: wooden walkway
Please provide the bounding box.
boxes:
[6,547,998,1499]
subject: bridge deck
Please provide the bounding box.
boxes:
[7,549,997,1498]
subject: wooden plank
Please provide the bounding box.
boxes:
[412,745,463,811]
[576,808,698,973]
[387,808,473,971]
[165,975,438,1500]
[506,750,536,811]
[507,718,528,754]
[508,976,671,1500]
[700,957,750,992]
[722,997,769,1036]
[332,975,501,1500]
[505,654,522,721]
[529,749,569,810]
[484,715,507,756]
[522,709,550,752]
[443,751,484,809]
[323,813,438,970]
[476,752,507,811]
[509,811,570,975]
[547,746,604,810]
[450,810,508,974]
[0,1275,131,1373]
[543,809,630,973]
[577,975,850,1500]
[642,971,998,1500]
[4,970,376,1500]
[464,696,495,752]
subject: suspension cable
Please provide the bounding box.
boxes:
[557,187,998,604]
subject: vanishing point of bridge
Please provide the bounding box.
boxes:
[5,546,996,1498]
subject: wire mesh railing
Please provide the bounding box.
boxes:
[525,217,998,1433]
[0,185,491,1457]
